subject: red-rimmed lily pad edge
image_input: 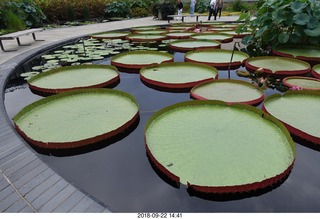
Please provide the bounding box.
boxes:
[311,64,320,79]
[27,65,120,96]
[145,100,296,194]
[282,76,320,91]
[111,51,174,73]
[90,31,131,40]
[245,56,311,77]
[168,39,221,53]
[140,62,218,93]
[13,88,140,151]
[272,46,320,66]
[262,90,320,146]
[190,79,265,106]
[185,49,249,70]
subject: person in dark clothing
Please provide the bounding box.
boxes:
[177,0,184,21]
[208,0,217,21]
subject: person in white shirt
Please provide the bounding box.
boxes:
[208,0,217,20]
[190,0,196,16]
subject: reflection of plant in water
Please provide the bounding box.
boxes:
[236,68,289,92]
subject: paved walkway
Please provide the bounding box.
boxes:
[0,16,239,213]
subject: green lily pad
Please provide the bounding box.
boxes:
[190,79,265,105]
[185,49,249,70]
[283,76,320,90]
[219,30,251,38]
[13,88,139,149]
[262,91,320,145]
[28,65,119,94]
[272,46,320,65]
[166,32,196,39]
[168,39,221,53]
[145,100,295,194]
[191,33,234,43]
[312,64,320,79]
[245,56,311,76]
[91,32,131,39]
[111,51,174,73]
[140,62,218,91]
[126,34,167,42]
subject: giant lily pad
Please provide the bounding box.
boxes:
[145,101,295,194]
[168,39,221,53]
[245,56,311,77]
[219,30,251,38]
[283,76,320,91]
[191,33,234,43]
[262,90,320,145]
[140,62,218,91]
[272,46,320,65]
[311,64,320,79]
[185,49,249,70]
[166,32,196,39]
[126,34,167,42]
[90,32,130,40]
[190,79,265,105]
[28,65,120,95]
[131,26,161,32]
[13,88,139,149]
[111,51,174,73]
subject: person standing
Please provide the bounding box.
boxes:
[216,0,224,19]
[177,0,184,21]
[208,0,217,21]
[190,0,196,16]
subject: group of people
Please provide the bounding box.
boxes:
[176,0,224,20]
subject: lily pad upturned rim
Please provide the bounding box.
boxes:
[126,34,167,42]
[272,45,320,63]
[145,100,296,194]
[245,56,311,76]
[140,62,218,91]
[191,33,234,43]
[190,79,265,106]
[130,26,162,32]
[168,39,221,53]
[27,65,120,95]
[166,32,197,39]
[311,64,320,79]
[262,90,320,145]
[185,48,249,70]
[282,76,320,91]
[111,50,174,73]
[13,88,139,149]
[90,31,130,40]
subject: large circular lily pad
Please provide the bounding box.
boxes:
[168,39,221,53]
[140,62,218,91]
[191,33,234,43]
[311,64,320,79]
[145,101,295,194]
[166,32,196,39]
[190,79,265,105]
[245,56,311,77]
[111,51,174,73]
[126,34,167,42]
[185,49,249,70]
[262,91,320,145]
[13,88,139,149]
[272,46,320,65]
[90,32,130,40]
[283,76,320,91]
[28,65,120,95]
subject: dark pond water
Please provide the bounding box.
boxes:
[4,45,320,213]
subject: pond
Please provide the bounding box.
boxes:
[4,31,320,213]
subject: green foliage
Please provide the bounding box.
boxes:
[128,0,151,17]
[0,0,46,28]
[239,0,320,56]
[104,1,131,19]
[230,0,250,12]
[152,0,176,20]
[3,9,26,31]
[67,4,75,22]
[195,0,210,13]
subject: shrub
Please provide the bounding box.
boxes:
[152,0,176,20]
[195,0,210,14]
[3,10,26,31]
[1,0,46,28]
[239,0,320,56]
[230,0,250,12]
[104,1,131,20]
